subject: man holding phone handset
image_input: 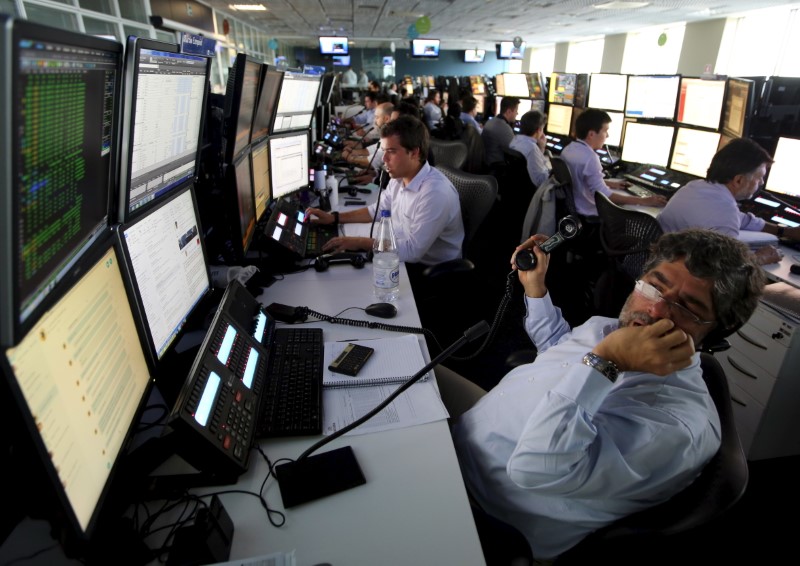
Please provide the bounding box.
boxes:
[435,229,764,562]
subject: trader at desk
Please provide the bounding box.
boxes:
[658,137,800,265]
[436,229,765,562]
[306,115,464,266]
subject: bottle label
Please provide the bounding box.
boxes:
[374,266,399,289]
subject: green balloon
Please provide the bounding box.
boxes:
[415,16,431,35]
[658,32,667,46]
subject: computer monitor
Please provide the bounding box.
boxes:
[3,236,152,540]
[677,77,726,131]
[496,41,525,60]
[319,36,348,55]
[118,186,210,367]
[574,74,590,108]
[464,49,485,63]
[118,38,210,222]
[318,72,335,106]
[250,65,284,144]
[765,76,800,106]
[332,55,350,67]
[495,74,506,97]
[549,72,577,105]
[526,73,546,100]
[517,98,535,115]
[411,38,440,58]
[605,111,626,147]
[546,104,573,137]
[765,137,800,199]
[224,53,262,163]
[269,131,310,199]
[0,17,123,348]
[721,78,756,139]
[587,73,628,112]
[474,95,486,116]
[669,127,722,178]
[232,152,257,255]
[621,121,676,167]
[470,76,485,95]
[502,73,530,98]
[271,72,322,133]
[251,138,271,221]
[625,75,680,120]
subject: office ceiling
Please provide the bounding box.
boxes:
[204,0,797,50]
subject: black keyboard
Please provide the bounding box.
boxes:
[256,327,324,437]
[626,183,656,199]
[306,224,337,257]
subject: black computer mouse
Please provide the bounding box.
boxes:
[365,302,397,318]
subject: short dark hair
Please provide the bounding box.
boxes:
[574,108,611,140]
[642,229,765,342]
[374,92,390,104]
[425,89,440,102]
[518,111,546,136]
[394,101,421,120]
[364,92,377,104]
[461,96,477,113]
[706,138,773,184]
[500,96,520,114]
[381,115,429,165]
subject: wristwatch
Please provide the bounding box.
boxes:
[582,352,620,383]
[777,226,785,238]
[332,211,340,227]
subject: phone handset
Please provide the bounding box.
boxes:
[514,215,583,271]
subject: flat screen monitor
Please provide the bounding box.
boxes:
[118,38,210,222]
[669,127,722,178]
[574,74,590,108]
[470,76,485,95]
[625,75,680,120]
[587,73,628,112]
[224,53,262,163]
[765,76,800,106]
[497,41,525,60]
[272,72,322,133]
[269,131,310,199]
[0,17,122,348]
[621,121,676,167]
[232,153,256,255]
[495,74,506,96]
[517,99,535,115]
[119,186,210,366]
[318,72,335,106]
[251,139,271,221]
[502,73,530,98]
[765,137,800,199]
[319,36,348,55]
[411,38,440,58]
[464,49,485,63]
[250,65,283,144]
[332,55,350,67]
[605,111,625,147]
[383,56,394,66]
[549,72,577,105]
[3,236,152,539]
[526,73,546,100]
[677,77,726,131]
[721,77,756,139]
[546,104,573,137]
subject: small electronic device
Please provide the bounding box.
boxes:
[328,343,375,376]
[515,216,583,271]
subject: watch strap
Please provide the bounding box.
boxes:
[582,352,619,383]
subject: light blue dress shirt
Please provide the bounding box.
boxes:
[509,134,551,187]
[423,101,443,129]
[559,139,613,217]
[460,112,483,133]
[452,293,721,559]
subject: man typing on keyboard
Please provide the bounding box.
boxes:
[560,108,667,217]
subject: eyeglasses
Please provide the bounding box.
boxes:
[634,280,716,327]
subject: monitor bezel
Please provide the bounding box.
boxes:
[270,71,322,135]
[721,77,756,139]
[0,15,123,348]
[250,63,284,145]
[116,184,212,372]
[224,53,262,164]
[116,37,211,224]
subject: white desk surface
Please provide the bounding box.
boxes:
[763,244,800,289]
[214,263,484,566]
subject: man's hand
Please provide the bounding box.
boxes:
[605,178,629,190]
[592,319,695,376]
[511,235,550,298]
[322,236,373,254]
[305,207,334,225]
[754,245,783,265]
[641,194,668,207]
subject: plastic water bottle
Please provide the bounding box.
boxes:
[373,210,400,302]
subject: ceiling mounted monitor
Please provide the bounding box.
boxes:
[411,38,440,58]
[319,36,348,55]
[497,41,525,60]
[464,49,485,63]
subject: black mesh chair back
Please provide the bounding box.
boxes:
[550,156,579,218]
[594,192,663,281]
[429,138,469,170]
[435,164,498,257]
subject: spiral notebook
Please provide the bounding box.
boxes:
[322,334,431,388]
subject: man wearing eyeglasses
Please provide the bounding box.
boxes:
[437,229,764,562]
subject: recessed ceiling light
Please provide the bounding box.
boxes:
[594,1,650,9]
[229,4,268,11]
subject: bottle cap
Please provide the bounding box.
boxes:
[380,209,391,217]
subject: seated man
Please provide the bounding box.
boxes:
[482,96,519,166]
[509,110,551,187]
[423,90,445,130]
[560,108,666,216]
[459,95,483,133]
[658,137,799,265]
[342,102,394,169]
[438,228,764,561]
[307,115,464,266]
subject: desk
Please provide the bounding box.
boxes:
[762,244,800,289]
[208,265,484,565]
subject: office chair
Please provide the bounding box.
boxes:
[593,192,664,317]
[556,352,749,563]
[429,138,469,170]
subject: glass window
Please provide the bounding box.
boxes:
[83,16,119,40]
[23,4,79,30]
[622,23,685,75]
[78,0,115,16]
[566,38,604,74]
[716,6,793,77]
[155,30,176,44]
[1,0,19,16]
[527,45,555,77]
[777,10,800,77]
[123,24,151,41]
[118,0,147,24]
